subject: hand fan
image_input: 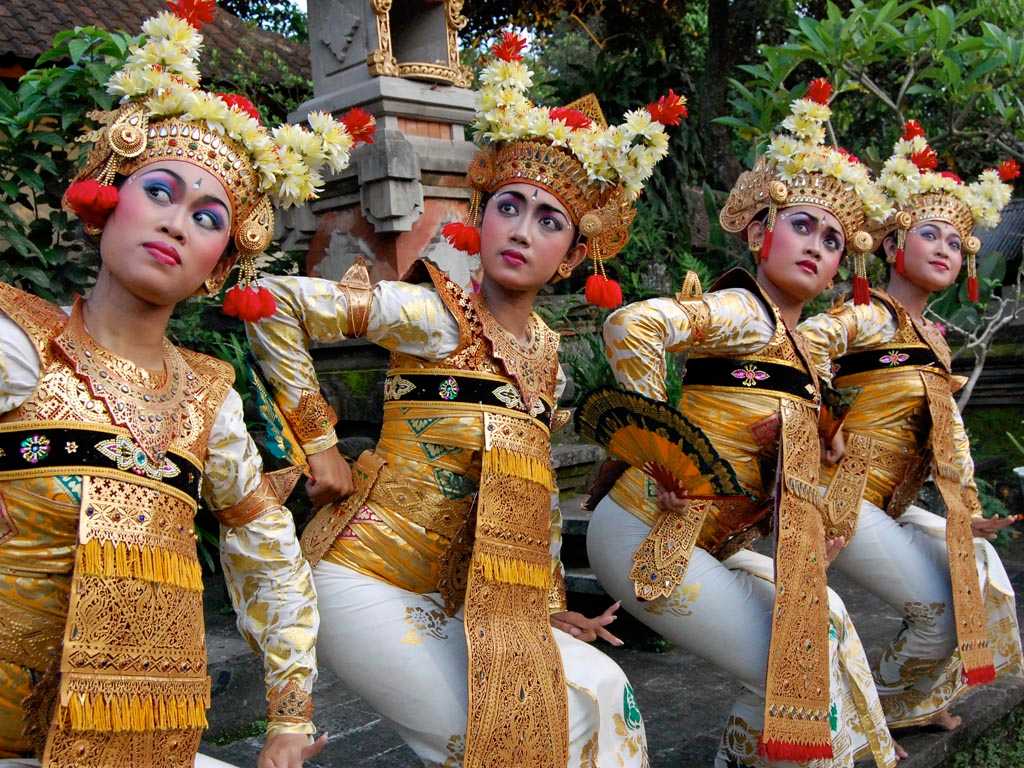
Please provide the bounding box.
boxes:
[575,386,747,499]
[247,355,310,475]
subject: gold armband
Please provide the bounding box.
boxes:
[339,257,372,338]
[673,271,709,343]
[286,390,338,445]
[267,679,313,726]
[214,466,303,527]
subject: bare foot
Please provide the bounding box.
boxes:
[929,709,962,731]
[894,740,908,760]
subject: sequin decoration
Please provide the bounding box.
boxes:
[20,434,50,464]
[438,377,460,401]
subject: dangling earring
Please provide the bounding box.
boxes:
[748,240,762,255]
[557,262,573,278]
[826,279,834,290]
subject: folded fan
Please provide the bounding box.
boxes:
[575,387,746,499]
[247,355,310,475]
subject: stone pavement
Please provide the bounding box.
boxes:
[200,539,1024,768]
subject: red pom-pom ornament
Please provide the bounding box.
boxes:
[967,275,980,303]
[441,221,481,255]
[66,178,119,229]
[584,274,623,309]
[223,285,277,322]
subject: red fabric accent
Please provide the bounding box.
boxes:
[853,274,871,306]
[758,227,773,263]
[902,120,925,140]
[548,107,592,131]
[66,179,119,229]
[218,93,261,122]
[806,78,833,105]
[166,0,216,28]
[964,664,996,686]
[895,246,905,276]
[341,107,377,146]
[759,740,834,761]
[998,158,1020,182]
[492,31,527,62]
[441,222,481,255]
[223,286,276,321]
[646,89,688,126]
[967,275,980,303]
[584,274,623,309]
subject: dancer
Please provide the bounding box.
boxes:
[799,121,1023,730]
[246,31,685,768]
[0,2,371,764]
[586,79,899,766]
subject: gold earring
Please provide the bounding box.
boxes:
[826,279,834,290]
[748,240,762,254]
[557,262,573,277]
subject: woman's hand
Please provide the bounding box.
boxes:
[825,536,846,566]
[305,445,354,508]
[655,488,687,514]
[823,429,846,466]
[971,514,1021,541]
[258,732,328,768]
[551,602,623,646]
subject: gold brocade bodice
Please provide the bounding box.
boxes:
[323,263,560,594]
[611,271,819,552]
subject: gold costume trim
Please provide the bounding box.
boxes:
[267,679,313,725]
[630,499,711,601]
[339,258,373,339]
[285,391,338,446]
[214,466,303,528]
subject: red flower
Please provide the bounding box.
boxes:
[584,274,623,309]
[223,285,277,322]
[940,170,962,184]
[66,178,119,228]
[911,146,938,171]
[492,31,527,62]
[902,120,925,141]
[806,78,833,105]
[998,158,1021,182]
[646,89,688,126]
[218,93,261,122]
[548,107,592,131]
[166,0,216,29]
[837,147,861,164]
[441,221,481,255]
[340,107,376,146]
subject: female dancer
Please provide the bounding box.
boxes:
[799,122,1023,731]
[0,3,370,765]
[587,79,899,767]
[246,32,683,768]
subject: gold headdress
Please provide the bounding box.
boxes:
[873,120,1019,301]
[719,78,892,304]
[441,32,687,308]
[63,0,376,320]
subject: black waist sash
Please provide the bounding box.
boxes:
[682,357,817,402]
[833,346,940,380]
[384,371,554,424]
[0,423,202,502]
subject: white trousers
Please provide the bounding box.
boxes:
[588,497,897,768]
[313,560,649,767]
[831,501,1023,727]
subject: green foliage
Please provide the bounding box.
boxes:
[0,26,136,301]
[219,0,307,41]
[951,701,1024,767]
[205,46,312,126]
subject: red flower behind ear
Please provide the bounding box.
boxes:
[902,120,926,140]
[646,89,688,126]
[218,93,262,122]
[998,158,1021,182]
[340,107,377,146]
[806,78,833,105]
[492,31,527,62]
[166,0,216,28]
[549,108,592,131]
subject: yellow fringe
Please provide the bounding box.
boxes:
[77,538,204,591]
[66,691,208,732]
[484,446,554,491]
[476,551,550,590]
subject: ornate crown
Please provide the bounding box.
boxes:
[442,32,686,308]
[63,0,375,320]
[719,79,892,304]
[872,120,1019,301]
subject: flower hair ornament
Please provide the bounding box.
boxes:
[719,78,893,305]
[875,119,1019,302]
[441,31,687,309]
[63,0,376,321]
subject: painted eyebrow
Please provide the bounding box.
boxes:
[788,210,843,238]
[495,190,569,221]
[140,167,230,214]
